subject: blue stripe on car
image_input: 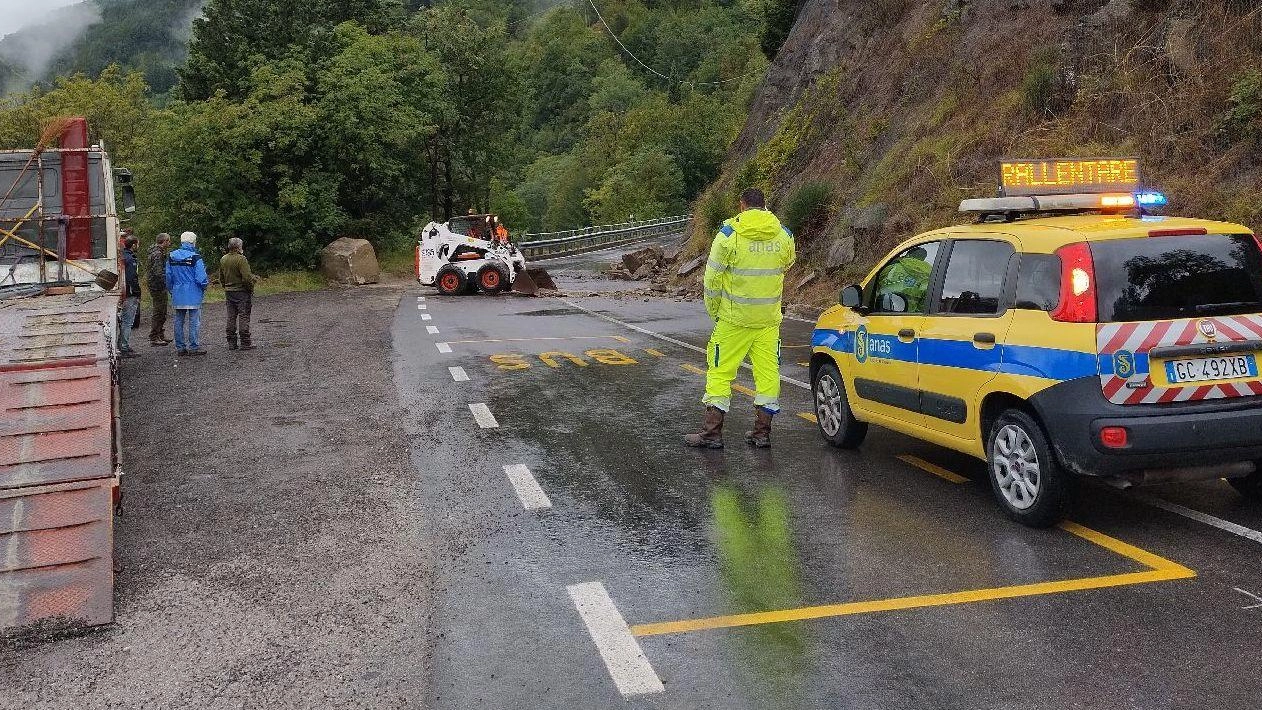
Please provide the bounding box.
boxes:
[811,328,1105,381]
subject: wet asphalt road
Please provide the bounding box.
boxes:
[397,245,1262,709]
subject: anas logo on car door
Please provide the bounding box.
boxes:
[854,325,894,364]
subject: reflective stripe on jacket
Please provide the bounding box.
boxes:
[703,209,795,329]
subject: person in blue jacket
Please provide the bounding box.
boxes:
[165,231,209,356]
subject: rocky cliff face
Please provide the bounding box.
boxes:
[690,0,1262,305]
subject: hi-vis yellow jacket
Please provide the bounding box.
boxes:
[704,209,796,329]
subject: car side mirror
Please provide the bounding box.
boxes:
[840,284,863,308]
[121,185,136,214]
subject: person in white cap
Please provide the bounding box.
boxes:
[164,231,209,355]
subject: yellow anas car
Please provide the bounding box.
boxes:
[809,159,1262,526]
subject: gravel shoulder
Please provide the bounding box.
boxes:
[0,285,432,709]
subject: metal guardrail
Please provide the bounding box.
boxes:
[518,214,691,260]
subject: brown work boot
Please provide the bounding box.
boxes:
[684,407,725,449]
[745,408,774,448]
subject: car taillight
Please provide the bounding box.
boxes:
[1100,426,1128,449]
[1050,242,1097,323]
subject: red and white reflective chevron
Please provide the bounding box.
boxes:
[1097,314,1262,405]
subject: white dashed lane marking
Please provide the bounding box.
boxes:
[449,366,469,382]
[422,314,432,321]
[469,403,499,429]
[503,464,552,510]
[436,342,452,353]
[567,582,664,697]
[418,304,428,310]
[427,325,440,335]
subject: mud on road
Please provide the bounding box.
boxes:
[1,285,433,709]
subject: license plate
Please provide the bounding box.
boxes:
[1164,354,1259,384]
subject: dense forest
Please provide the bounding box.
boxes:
[0,0,784,268]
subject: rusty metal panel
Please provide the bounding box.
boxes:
[0,478,114,628]
[0,293,116,490]
[0,292,117,630]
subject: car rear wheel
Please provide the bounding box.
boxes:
[812,362,867,448]
[477,263,510,294]
[436,265,468,296]
[987,409,1070,528]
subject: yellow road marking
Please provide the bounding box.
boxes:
[780,344,812,349]
[797,361,810,367]
[897,455,969,484]
[443,335,625,345]
[680,363,706,376]
[629,522,1194,637]
[645,348,666,357]
[797,412,817,423]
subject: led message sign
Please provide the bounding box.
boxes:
[999,158,1140,197]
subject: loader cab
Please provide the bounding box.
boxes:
[449,214,495,241]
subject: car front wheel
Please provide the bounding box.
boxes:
[812,362,867,448]
[987,409,1071,528]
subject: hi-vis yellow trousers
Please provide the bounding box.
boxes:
[703,320,781,414]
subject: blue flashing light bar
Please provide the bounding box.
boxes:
[1135,191,1168,207]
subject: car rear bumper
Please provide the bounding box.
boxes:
[1029,378,1262,478]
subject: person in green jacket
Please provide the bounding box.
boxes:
[875,245,932,313]
[686,188,796,449]
[220,237,257,351]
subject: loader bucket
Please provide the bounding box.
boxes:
[513,267,557,295]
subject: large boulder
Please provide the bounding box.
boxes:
[825,236,856,271]
[677,254,706,277]
[320,237,381,285]
[622,245,665,274]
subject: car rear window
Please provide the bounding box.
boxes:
[1091,233,1262,322]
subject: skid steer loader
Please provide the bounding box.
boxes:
[415,214,556,296]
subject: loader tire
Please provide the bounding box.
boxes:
[436,265,468,296]
[477,263,510,294]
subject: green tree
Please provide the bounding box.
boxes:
[0,66,152,162]
[180,0,406,100]
[417,6,524,220]
[583,146,685,224]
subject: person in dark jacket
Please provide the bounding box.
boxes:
[117,235,141,358]
[219,237,257,350]
[120,229,142,332]
[165,232,209,356]
[147,232,172,345]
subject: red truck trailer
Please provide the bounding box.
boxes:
[0,117,132,632]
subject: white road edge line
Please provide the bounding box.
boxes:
[469,403,499,429]
[449,366,469,382]
[436,342,452,353]
[426,325,440,335]
[562,299,810,390]
[567,582,664,697]
[503,464,552,510]
[1130,492,1262,545]
[422,314,433,321]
